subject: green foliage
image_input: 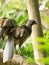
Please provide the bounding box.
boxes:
[0,0,27,25]
[37,57,49,64]
[0,39,3,48]
[16,43,34,63]
[45,1,49,8]
[16,11,28,25]
[35,30,49,57]
[0,36,8,49]
[0,0,49,64]
[26,57,34,63]
[15,37,34,60]
[21,43,34,58]
[42,14,49,24]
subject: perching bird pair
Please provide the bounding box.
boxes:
[0,18,36,63]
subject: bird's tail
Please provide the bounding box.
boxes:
[3,38,14,63]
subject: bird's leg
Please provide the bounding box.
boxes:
[14,45,18,54]
[14,44,22,55]
[14,45,20,55]
[19,44,23,56]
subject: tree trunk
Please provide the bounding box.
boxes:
[27,0,47,65]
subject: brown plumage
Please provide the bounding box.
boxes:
[14,25,31,47]
[0,18,36,63]
[0,18,16,40]
[14,20,37,47]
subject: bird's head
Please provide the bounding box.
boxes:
[27,20,37,28]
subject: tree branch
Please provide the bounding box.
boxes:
[0,49,37,65]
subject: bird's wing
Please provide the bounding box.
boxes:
[0,18,17,39]
[2,18,17,27]
[14,25,31,39]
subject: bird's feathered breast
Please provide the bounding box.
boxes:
[14,25,31,39]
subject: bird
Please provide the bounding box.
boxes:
[0,18,16,40]
[9,20,37,48]
[0,18,36,63]
[13,20,37,55]
[5,20,36,63]
[0,18,16,63]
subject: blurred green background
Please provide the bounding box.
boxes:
[0,0,49,64]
